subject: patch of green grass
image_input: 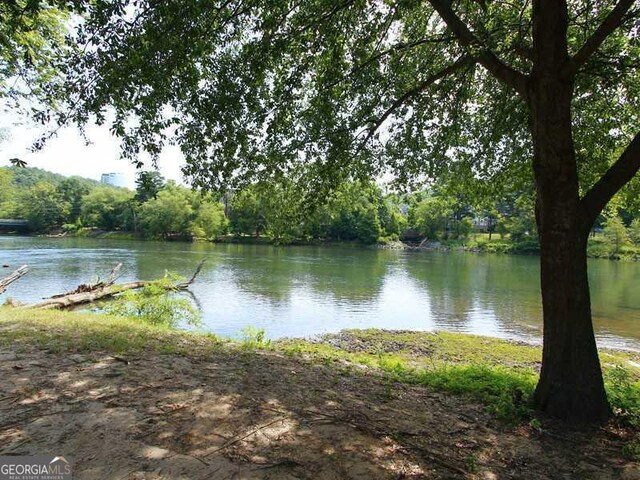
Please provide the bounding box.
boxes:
[456,233,640,260]
[366,355,536,422]
[237,326,272,350]
[604,364,640,428]
[622,440,640,461]
[465,453,479,474]
[475,241,515,254]
[453,234,540,255]
[587,237,640,261]
[2,309,639,427]
[413,365,536,421]
[0,308,223,356]
[278,333,539,422]
[287,329,543,368]
[276,329,640,424]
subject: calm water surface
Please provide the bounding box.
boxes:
[1,236,639,349]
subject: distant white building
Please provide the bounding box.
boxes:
[100,172,127,188]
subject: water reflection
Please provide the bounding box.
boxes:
[0,236,638,349]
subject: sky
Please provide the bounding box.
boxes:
[0,110,185,189]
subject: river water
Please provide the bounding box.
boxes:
[1,236,639,349]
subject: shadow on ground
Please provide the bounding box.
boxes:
[0,345,634,479]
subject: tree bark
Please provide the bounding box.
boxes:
[528,5,609,419]
[531,130,611,420]
[532,196,610,421]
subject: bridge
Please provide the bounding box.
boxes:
[0,219,30,232]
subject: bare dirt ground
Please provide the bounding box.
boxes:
[0,345,637,480]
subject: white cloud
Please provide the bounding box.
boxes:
[0,111,185,189]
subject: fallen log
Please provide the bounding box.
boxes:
[24,260,205,310]
[0,265,28,295]
[28,281,148,309]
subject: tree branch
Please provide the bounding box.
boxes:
[324,35,456,91]
[0,265,28,295]
[349,35,456,78]
[563,0,636,78]
[580,131,640,231]
[427,0,528,96]
[512,43,534,62]
[356,55,475,152]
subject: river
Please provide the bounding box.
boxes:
[1,236,639,350]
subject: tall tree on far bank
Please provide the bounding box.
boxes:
[630,219,640,246]
[229,186,266,238]
[81,187,134,231]
[57,178,89,224]
[138,182,194,239]
[135,171,165,203]
[21,182,64,231]
[40,1,640,422]
[603,215,631,255]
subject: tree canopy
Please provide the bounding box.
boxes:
[41,1,638,197]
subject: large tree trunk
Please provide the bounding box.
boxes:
[534,227,609,422]
[532,193,609,421]
[528,18,609,419]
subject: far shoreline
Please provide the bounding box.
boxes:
[3,230,639,262]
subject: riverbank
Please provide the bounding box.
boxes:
[0,309,639,478]
[3,234,640,349]
[37,229,640,261]
[383,235,640,261]
[46,229,369,247]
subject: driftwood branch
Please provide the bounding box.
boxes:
[106,263,123,285]
[28,281,148,309]
[184,260,205,286]
[23,260,205,310]
[0,265,29,295]
[49,263,123,298]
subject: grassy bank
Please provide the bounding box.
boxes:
[277,329,640,426]
[435,233,640,260]
[5,310,639,477]
[1,308,639,430]
[0,308,223,356]
[35,229,640,260]
[56,229,372,247]
[587,237,640,261]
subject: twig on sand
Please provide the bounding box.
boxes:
[202,417,288,459]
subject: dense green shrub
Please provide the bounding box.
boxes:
[101,275,200,327]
